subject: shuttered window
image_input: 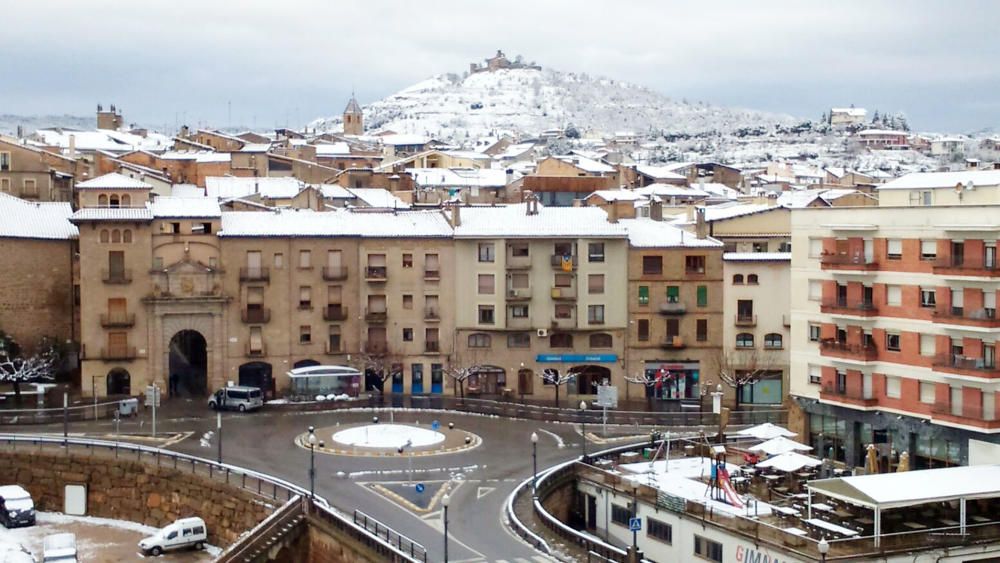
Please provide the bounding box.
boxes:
[478,274,495,294]
[697,285,707,307]
[887,239,902,258]
[588,274,604,294]
[920,240,937,259]
[887,285,901,306]
[638,286,649,305]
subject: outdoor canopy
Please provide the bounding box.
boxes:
[749,436,813,456]
[755,451,822,473]
[735,422,797,440]
[807,464,1000,510]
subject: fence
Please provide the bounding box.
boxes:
[0,399,133,425]
[352,510,428,562]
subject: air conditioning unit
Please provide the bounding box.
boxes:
[508,289,519,298]
[551,288,562,298]
[536,328,548,338]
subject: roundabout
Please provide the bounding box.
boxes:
[295,420,482,457]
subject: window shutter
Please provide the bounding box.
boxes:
[697,286,708,307]
[638,286,649,303]
[985,291,997,309]
[920,334,935,356]
[920,240,937,255]
[952,289,964,307]
[887,239,902,255]
[887,286,901,306]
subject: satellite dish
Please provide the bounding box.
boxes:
[966,181,975,191]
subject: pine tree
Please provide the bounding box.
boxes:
[871,110,880,124]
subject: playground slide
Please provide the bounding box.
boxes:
[717,467,744,508]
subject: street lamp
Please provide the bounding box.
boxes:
[579,400,588,461]
[531,432,539,496]
[818,536,829,562]
[442,493,451,563]
[308,426,318,499]
[631,484,639,550]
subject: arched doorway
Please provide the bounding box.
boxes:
[517,368,534,397]
[239,362,274,399]
[570,365,611,395]
[293,359,320,369]
[168,330,208,397]
[468,365,506,396]
[106,368,131,396]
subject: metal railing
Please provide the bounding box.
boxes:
[0,399,128,425]
[353,510,428,562]
[217,496,306,562]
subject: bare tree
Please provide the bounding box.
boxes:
[353,350,401,396]
[444,350,483,401]
[711,347,780,408]
[0,336,57,407]
[538,368,577,409]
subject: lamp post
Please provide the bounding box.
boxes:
[442,493,450,563]
[216,411,222,464]
[308,426,317,499]
[579,400,588,460]
[631,484,639,550]
[818,536,829,562]
[531,432,539,497]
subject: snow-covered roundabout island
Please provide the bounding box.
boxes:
[333,423,445,448]
[298,422,481,457]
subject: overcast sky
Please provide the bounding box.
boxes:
[2,1,997,133]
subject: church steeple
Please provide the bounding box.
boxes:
[343,93,363,136]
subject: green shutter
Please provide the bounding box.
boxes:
[697,285,708,307]
[666,286,679,302]
[638,286,649,305]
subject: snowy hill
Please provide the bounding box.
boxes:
[0,114,95,135]
[311,67,796,142]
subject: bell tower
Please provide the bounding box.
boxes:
[343,94,363,136]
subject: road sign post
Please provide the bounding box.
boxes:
[595,384,618,437]
[629,516,641,549]
[146,385,160,438]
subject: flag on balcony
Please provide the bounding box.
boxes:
[560,254,573,272]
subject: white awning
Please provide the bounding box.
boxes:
[750,436,813,456]
[756,452,822,473]
[735,422,797,440]
[807,465,1000,510]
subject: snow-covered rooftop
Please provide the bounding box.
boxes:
[808,464,1000,510]
[454,203,627,239]
[0,194,78,240]
[319,184,355,199]
[381,134,431,146]
[555,155,615,174]
[239,143,271,153]
[878,170,1000,190]
[170,184,205,198]
[205,176,304,199]
[620,457,773,517]
[349,188,411,209]
[220,209,451,238]
[587,190,645,202]
[160,151,231,163]
[314,142,351,157]
[32,128,171,153]
[635,165,687,181]
[723,252,791,262]
[150,197,222,218]
[410,168,509,189]
[619,218,722,248]
[70,206,153,222]
[634,184,710,198]
[76,172,152,190]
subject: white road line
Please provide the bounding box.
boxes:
[537,428,564,448]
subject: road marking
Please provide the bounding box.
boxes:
[476,486,495,499]
[537,428,564,448]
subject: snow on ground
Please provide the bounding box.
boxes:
[331,423,445,448]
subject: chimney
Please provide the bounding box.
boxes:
[695,207,708,239]
[505,168,514,184]
[16,125,23,139]
[449,204,462,227]
[68,134,76,160]
[650,198,663,222]
[525,191,539,215]
[685,204,695,222]
[607,202,619,223]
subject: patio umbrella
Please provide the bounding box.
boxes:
[865,444,879,475]
[749,436,813,456]
[897,451,910,472]
[756,451,822,473]
[736,422,797,440]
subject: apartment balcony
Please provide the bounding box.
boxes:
[819,339,878,362]
[932,257,1000,278]
[932,307,1000,328]
[425,341,441,354]
[245,342,266,358]
[241,308,271,324]
[365,308,388,323]
[100,346,136,361]
[423,268,440,281]
[933,354,1000,378]
[506,287,532,301]
[324,340,342,355]
[820,297,878,317]
[364,341,388,355]
[550,254,578,270]
[424,307,441,322]
[505,254,532,269]
[322,305,348,321]
[658,301,686,315]
[364,266,388,282]
[660,336,686,350]
[820,383,878,407]
[102,269,133,284]
[734,314,757,327]
[321,266,348,281]
[820,253,879,272]
[239,267,270,283]
[550,286,577,300]
[508,315,532,329]
[931,403,1000,430]
[100,313,135,328]
[551,316,576,330]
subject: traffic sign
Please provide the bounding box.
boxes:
[415,483,425,494]
[629,517,642,532]
[595,385,618,408]
[431,420,440,431]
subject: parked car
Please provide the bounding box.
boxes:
[138,517,207,556]
[207,386,263,412]
[0,485,35,528]
[41,533,76,562]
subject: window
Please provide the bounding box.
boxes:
[478,243,495,262]
[328,326,341,352]
[588,305,605,324]
[299,250,312,269]
[637,319,649,341]
[808,365,821,385]
[510,304,529,318]
[123,229,132,243]
[424,253,439,276]
[249,326,263,354]
[808,280,822,301]
[764,333,783,349]
[697,285,708,307]
[611,504,631,526]
[920,240,937,260]
[554,303,573,319]
[274,253,284,268]
[920,334,935,356]
[809,323,821,342]
[100,230,109,243]
[510,243,529,257]
[468,333,491,348]
[696,319,708,342]
[886,376,901,399]
[919,381,935,404]
[478,274,495,294]
[402,294,413,309]
[478,306,495,324]
[752,242,768,253]
[590,333,612,348]
[299,286,312,308]
[554,273,573,287]
[588,274,604,294]
[886,332,901,351]
[736,333,754,348]
[111,229,121,243]
[299,325,311,344]
[666,286,680,303]
[587,242,605,262]
[508,333,531,348]
[98,194,108,207]
[510,272,529,290]
[0,178,9,193]
[887,239,902,259]
[921,190,933,206]
[747,274,758,285]
[808,238,823,258]
[666,318,679,339]
[685,255,706,274]
[921,288,936,307]
[0,152,9,170]
[638,286,649,305]
[642,255,662,275]
[647,518,672,544]
[402,328,413,342]
[550,333,573,348]
[887,285,901,306]
[732,274,744,284]
[402,253,413,268]
[109,195,120,208]
[694,535,723,562]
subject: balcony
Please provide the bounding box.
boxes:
[660,336,686,350]
[100,313,135,328]
[322,305,348,321]
[734,314,757,327]
[505,254,531,269]
[506,287,532,301]
[820,253,879,272]
[819,339,878,362]
[658,301,686,315]
[102,269,133,284]
[100,346,136,361]
[364,266,388,282]
[424,307,441,322]
[245,342,266,358]
[241,308,271,324]
[239,267,270,283]
[551,316,576,330]
[508,314,532,329]
[820,383,878,407]
[364,341,388,355]
[425,341,441,354]
[931,402,1000,429]
[820,297,878,317]
[932,307,1000,328]
[550,286,577,300]
[365,308,388,323]
[423,268,440,281]
[933,354,1000,377]
[550,254,578,270]
[321,266,348,281]
[933,257,1000,278]
[325,340,342,355]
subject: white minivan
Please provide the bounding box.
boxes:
[138,517,207,556]
[207,386,263,412]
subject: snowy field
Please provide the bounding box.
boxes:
[331,424,445,448]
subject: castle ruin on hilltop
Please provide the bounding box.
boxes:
[469,50,541,74]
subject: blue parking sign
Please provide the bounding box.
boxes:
[629,517,641,532]
[431,420,440,431]
[415,483,425,494]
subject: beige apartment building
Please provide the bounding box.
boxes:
[0,136,78,202]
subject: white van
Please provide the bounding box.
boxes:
[138,517,207,556]
[42,533,77,562]
[207,386,263,412]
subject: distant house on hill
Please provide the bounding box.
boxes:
[469,50,541,74]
